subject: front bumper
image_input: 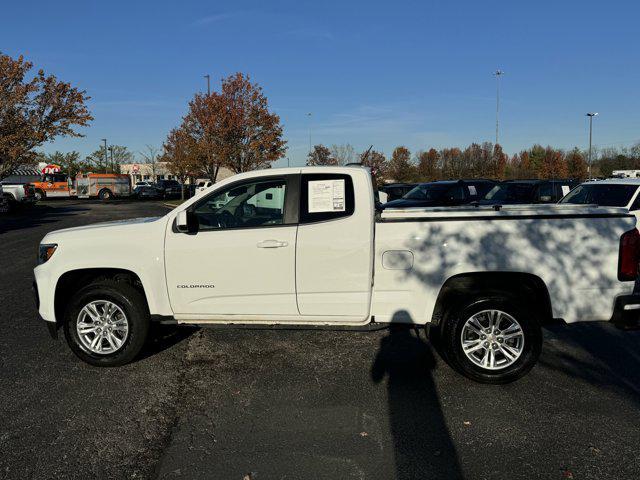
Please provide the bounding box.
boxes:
[610,295,640,330]
[33,280,57,339]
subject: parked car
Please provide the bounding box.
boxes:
[197,180,213,193]
[34,166,640,384]
[155,179,182,199]
[379,183,415,202]
[384,179,496,208]
[559,179,640,216]
[480,179,579,205]
[0,181,37,211]
[132,185,162,200]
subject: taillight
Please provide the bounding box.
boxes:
[618,228,640,281]
[23,185,29,195]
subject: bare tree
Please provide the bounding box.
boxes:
[330,144,356,165]
[139,145,160,179]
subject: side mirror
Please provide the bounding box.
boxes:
[176,210,198,233]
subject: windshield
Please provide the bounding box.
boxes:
[484,183,536,203]
[403,184,451,201]
[559,184,638,207]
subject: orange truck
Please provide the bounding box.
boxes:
[32,165,73,200]
[74,173,132,200]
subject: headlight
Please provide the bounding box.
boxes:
[38,244,57,264]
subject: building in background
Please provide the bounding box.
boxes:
[120,162,234,186]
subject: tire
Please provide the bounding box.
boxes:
[63,279,150,367]
[34,189,45,201]
[98,189,112,201]
[439,296,542,384]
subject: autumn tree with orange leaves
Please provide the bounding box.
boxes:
[360,149,387,186]
[0,53,92,177]
[163,73,286,182]
[162,126,198,199]
[387,146,414,182]
[307,144,337,166]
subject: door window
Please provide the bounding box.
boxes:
[193,179,287,230]
[537,183,554,203]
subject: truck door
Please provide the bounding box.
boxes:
[165,175,299,316]
[295,172,374,319]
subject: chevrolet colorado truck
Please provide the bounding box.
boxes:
[34,166,640,383]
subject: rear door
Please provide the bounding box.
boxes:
[295,172,374,318]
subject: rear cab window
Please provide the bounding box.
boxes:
[300,173,355,223]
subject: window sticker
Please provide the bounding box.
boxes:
[561,185,570,196]
[468,185,477,195]
[308,179,345,213]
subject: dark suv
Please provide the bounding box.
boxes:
[155,179,181,199]
[480,179,578,205]
[384,179,496,208]
[379,183,416,202]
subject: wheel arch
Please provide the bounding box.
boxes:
[429,272,554,327]
[54,268,150,325]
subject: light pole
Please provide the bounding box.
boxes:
[494,70,504,145]
[204,74,210,95]
[586,112,598,179]
[102,138,108,171]
[307,112,312,154]
[108,146,114,173]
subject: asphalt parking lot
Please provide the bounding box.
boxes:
[2,200,640,480]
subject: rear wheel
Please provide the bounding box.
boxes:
[439,296,542,384]
[63,279,150,366]
[98,188,112,201]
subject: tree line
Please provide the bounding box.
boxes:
[309,142,640,185]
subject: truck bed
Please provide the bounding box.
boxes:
[372,203,636,325]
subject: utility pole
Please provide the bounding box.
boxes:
[102,138,108,172]
[494,70,504,145]
[586,112,598,179]
[204,74,210,95]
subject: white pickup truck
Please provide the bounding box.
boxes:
[34,166,640,383]
[1,181,37,210]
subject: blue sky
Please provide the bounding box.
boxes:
[2,0,639,166]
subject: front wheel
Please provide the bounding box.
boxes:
[63,279,150,366]
[439,297,542,384]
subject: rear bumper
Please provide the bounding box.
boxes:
[610,294,640,330]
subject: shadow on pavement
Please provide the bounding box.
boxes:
[371,321,463,480]
[0,204,90,235]
[540,322,640,404]
[137,324,198,362]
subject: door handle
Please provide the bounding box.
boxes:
[257,239,288,248]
